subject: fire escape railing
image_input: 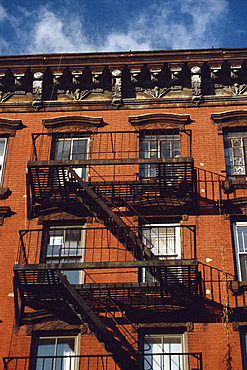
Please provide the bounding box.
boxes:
[3,352,203,370]
[27,130,194,208]
[17,225,197,266]
[30,130,192,162]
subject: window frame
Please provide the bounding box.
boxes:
[223,130,247,179]
[40,225,87,285]
[142,332,188,370]
[0,137,8,187]
[51,134,90,180]
[31,332,80,370]
[141,223,182,282]
[240,329,247,369]
[233,222,247,281]
[139,130,181,178]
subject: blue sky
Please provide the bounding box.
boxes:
[0,0,246,56]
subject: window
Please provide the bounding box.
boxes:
[139,130,180,178]
[0,138,7,186]
[34,335,80,370]
[142,224,181,282]
[41,227,86,284]
[233,222,247,281]
[223,131,247,178]
[240,330,247,369]
[143,334,187,370]
[53,136,89,179]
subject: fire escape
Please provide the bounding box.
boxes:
[11,129,206,370]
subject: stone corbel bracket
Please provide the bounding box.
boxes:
[191,66,203,105]
[32,72,44,110]
[111,69,123,108]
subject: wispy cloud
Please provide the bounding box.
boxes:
[26,8,91,54]
[0,0,229,55]
[0,4,7,21]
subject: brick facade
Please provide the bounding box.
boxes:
[1,49,247,369]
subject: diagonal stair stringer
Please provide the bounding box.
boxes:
[55,271,139,370]
[68,168,154,260]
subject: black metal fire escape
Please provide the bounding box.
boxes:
[14,131,203,369]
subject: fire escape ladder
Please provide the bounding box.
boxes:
[55,271,139,370]
[67,168,154,261]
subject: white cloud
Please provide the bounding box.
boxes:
[0,4,8,21]
[27,8,92,54]
[100,33,151,52]
[127,0,229,50]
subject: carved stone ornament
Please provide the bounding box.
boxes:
[130,69,141,84]
[170,67,182,82]
[92,71,102,85]
[111,69,122,108]
[32,72,44,109]
[146,86,170,98]
[226,83,247,96]
[230,65,241,80]
[66,89,91,101]
[0,92,12,103]
[191,66,202,105]
[211,66,221,80]
[72,71,83,85]
[150,69,161,83]
[53,72,63,85]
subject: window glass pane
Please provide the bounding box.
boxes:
[44,228,84,284]
[36,337,75,370]
[71,139,88,160]
[0,139,7,186]
[0,139,6,157]
[240,255,247,281]
[37,338,56,370]
[55,140,71,160]
[64,229,82,256]
[236,226,247,252]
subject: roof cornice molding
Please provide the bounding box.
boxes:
[1,48,247,71]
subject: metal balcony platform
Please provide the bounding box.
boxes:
[14,262,199,323]
[27,158,195,209]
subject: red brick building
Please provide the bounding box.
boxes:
[1,48,247,369]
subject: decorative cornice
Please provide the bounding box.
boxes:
[211,110,247,130]
[0,187,11,199]
[0,118,23,136]
[43,115,107,133]
[0,206,12,225]
[1,48,247,71]
[129,113,191,130]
